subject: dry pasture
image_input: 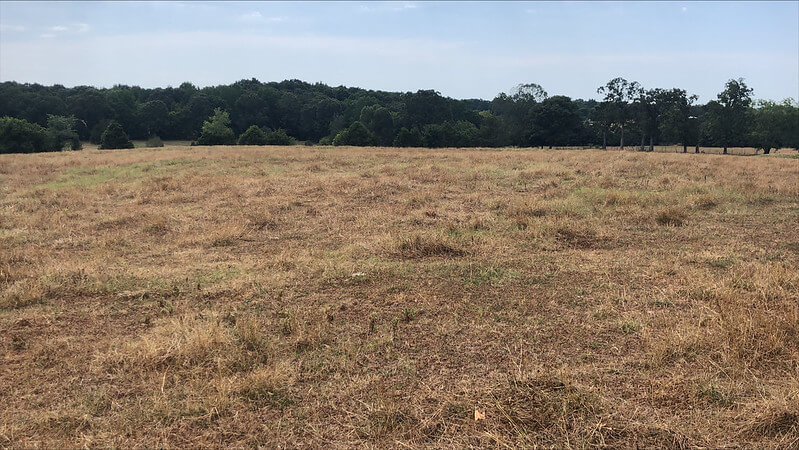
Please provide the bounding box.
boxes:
[1,145,798,448]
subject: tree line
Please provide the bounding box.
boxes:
[0,77,796,154]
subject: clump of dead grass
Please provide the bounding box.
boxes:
[553,223,602,249]
[491,371,603,446]
[656,207,688,226]
[395,233,465,258]
[97,313,271,374]
[0,279,44,310]
[747,408,799,440]
[235,364,296,409]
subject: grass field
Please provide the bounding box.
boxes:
[1,145,797,448]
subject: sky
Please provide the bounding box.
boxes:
[1,1,797,102]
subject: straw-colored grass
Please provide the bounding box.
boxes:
[1,145,797,447]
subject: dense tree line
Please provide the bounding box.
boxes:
[0,77,796,153]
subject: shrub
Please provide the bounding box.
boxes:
[69,137,82,150]
[194,108,236,145]
[89,119,112,144]
[237,125,268,145]
[332,121,375,146]
[46,115,81,151]
[99,121,134,149]
[0,116,54,154]
[146,135,164,148]
[265,128,295,146]
[393,127,424,147]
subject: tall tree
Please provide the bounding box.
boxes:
[360,105,395,146]
[195,108,236,145]
[707,78,754,154]
[137,100,169,138]
[589,102,613,150]
[531,96,581,148]
[656,89,698,153]
[635,89,661,152]
[597,78,642,150]
[750,99,799,154]
[46,114,81,150]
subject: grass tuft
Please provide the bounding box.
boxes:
[656,207,688,226]
[395,233,465,258]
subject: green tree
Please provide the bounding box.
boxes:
[634,89,661,152]
[0,116,53,153]
[490,83,548,146]
[46,114,81,150]
[138,100,169,138]
[597,78,642,149]
[195,108,236,145]
[99,120,134,149]
[332,121,375,146]
[106,87,138,137]
[360,105,395,146]
[530,96,582,148]
[237,125,268,145]
[511,83,548,103]
[451,120,479,147]
[656,89,699,153]
[476,111,505,147]
[707,78,754,154]
[393,126,424,147]
[750,99,799,154]
[264,128,295,145]
[589,102,613,150]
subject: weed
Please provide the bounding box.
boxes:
[401,307,417,323]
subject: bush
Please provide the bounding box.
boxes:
[0,116,53,153]
[332,121,375,146]
[237,125,268,145]
[46,115,81,151]
[146,135,164,147]
[195,108,236,145]
[393,127,424,147]
[90,119,112,144]
[265,128,295,145]
[99,121,134,149]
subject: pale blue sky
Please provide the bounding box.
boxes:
[1,1,797,102]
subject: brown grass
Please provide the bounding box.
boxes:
[1,145,797,447]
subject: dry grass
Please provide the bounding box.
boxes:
[1,145,797,448]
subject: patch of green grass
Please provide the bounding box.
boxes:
[620,320,642,334]
[41,159,195,190]
[195,265,242,284]
[695,383,735,407]
[707,257,735,269]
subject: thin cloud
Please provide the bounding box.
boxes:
[360,2,419,13]
[239,11,286,24]
[47,23,91,34]
[0,24,26,32]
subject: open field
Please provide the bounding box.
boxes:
[87,141,799,157]
[1,145,798,448]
